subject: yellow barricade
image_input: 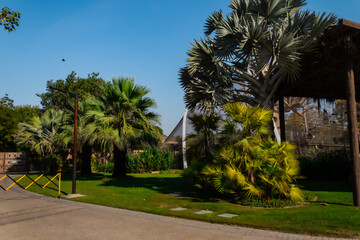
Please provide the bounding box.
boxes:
[25,174,44,189]
[6,174,26,191]
[0,173,62,197]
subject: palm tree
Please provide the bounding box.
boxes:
[84,78,160,177]
[59,101,94,175]
[187,113,221,163]
[180,0,337,110]
[201,103,303,201]
[15,109,63,173]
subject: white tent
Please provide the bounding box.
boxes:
[164,110,195,169]
[164,109,281,169]
[164,111,194,145]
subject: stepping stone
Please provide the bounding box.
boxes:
[217,213,238,218]
[170,207,188,211]
[168,192,185,196]
[63,194,86,199]
[194,210,213,215]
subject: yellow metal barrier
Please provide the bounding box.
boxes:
[42,173,60,189]
[0,175,6,182]
[58,173,61,197]
[25,174,44,190]
[0,173,62,197]
[6,175,26,191]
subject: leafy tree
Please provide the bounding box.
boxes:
[273,97,316,138]
[179,0,336,110]
[37,72,106,174]
[0,7,20,32]
[0,94,39,151]
[37,72,105,110]
[59,100,96,175]
[0,94,16,151]
[84,78,161,177]
[15,109,64,173]
[0,7,22,150]
[188,103,303,201]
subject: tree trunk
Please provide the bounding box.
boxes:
[204,132,209,159]
[81,143,92,175]
[303,111,309,135]
[345,57,360,206]
[113,146,127,177]
[50,154,58,175]
[261,100,277,139]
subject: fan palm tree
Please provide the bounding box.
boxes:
[59,100,95,175]
[15,109,63,173]
[180,0,337,110]
[201,103,302,201]
[187,113,221,163]
[84,78,160,177]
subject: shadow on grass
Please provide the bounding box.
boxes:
[71,173,220,203]
[97,175,228,203]
[99,175,191,194]
[298,180,354,206]
[59,173,355,205]
[60,173,106,181]
[311,201,353,207]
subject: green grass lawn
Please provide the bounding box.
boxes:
[16,172,360,238]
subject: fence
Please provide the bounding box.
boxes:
[0,173,61,197]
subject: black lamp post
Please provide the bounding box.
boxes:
[49,86,78,194]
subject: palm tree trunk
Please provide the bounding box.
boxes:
[50,153,58,175]
[81,143,92,175]
[204,132,209,159]
[113,146,127,177]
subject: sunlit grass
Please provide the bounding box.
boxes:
[16,172,360,238]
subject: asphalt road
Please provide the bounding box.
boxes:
[0,174,350,240]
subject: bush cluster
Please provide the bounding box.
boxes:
[299,148,351,180]
[127,147,174,173]
[94,147,174,173]
[95,162,114,173]
[184,103,303,203]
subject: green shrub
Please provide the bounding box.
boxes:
[95,162,114,173]
[127,147,174,173]
[184,103,303,202]
[94,148,175,174]
[299,148,351,180]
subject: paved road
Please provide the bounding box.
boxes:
[0,174,352,240]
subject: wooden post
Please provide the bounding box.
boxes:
[345,57,360,206]
[279,97,286,143]
[72,94,78,194]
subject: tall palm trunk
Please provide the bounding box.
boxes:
[113,146,127,177]
[81,143,92,175]
[204,132,209,158]
[49,153,58,175]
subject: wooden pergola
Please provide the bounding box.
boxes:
[277,19,360,206]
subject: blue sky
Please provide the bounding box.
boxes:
[1,0,359,135]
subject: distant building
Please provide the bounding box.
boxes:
[0,152,27,173]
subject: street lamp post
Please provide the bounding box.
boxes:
[49,86,78,194]
[73,93,78,194]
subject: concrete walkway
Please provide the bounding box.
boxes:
[0,174,352,240]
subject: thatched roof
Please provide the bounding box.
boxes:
[278,19,360,101]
